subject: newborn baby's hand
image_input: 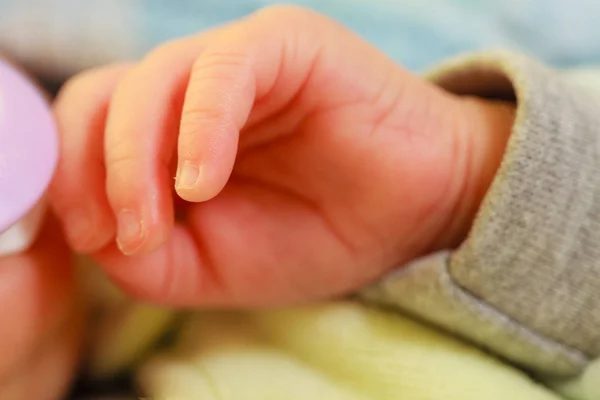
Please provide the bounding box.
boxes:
[50,6,514,307]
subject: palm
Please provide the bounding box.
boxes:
[180,71,457,305]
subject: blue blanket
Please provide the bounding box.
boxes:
[0,0,599,80]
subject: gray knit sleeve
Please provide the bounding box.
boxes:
[360,51,600,383]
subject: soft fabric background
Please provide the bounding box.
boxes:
[1,0,599,80]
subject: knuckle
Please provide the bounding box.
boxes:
[190,49,249,80]
[143,39,189,65]
[105,155,138,204]
[252,4,312,22]
[180,104,226,138]
[182,52,250,136]
[54,64,130,114]
[105,139,139,181]
[249,4,331,39]
[54,71,94,110]
[182,104,225,122]
[106,146,137,175]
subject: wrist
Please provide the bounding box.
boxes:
[434,95,516,250]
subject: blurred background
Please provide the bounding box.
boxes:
[1,0,599,83]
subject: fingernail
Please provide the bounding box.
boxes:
[175,162,200,190]
[116,209,144,255]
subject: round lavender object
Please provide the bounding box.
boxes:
[0,59,58,255]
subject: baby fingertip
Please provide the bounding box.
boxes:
[62,208,115,253]
[114,207,173,257]
[175,161,201,191]
[115,208,146,256]
[174,161,218,203]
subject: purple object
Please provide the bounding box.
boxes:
[0,59,58,254]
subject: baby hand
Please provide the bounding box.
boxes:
[50,6,515,307]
